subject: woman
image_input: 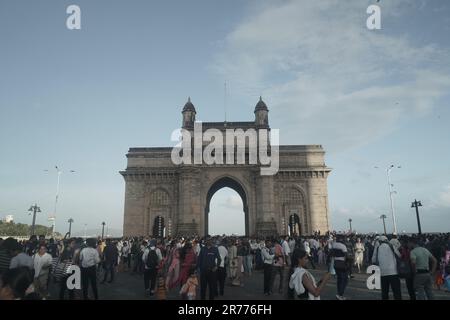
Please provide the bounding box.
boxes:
[354,238,365,273]
[165,245,181,290]
[58,245,75,300]
[289,249,331,300]
[178,242,197,287]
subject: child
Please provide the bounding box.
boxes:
[180,268,198,300]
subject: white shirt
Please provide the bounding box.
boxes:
[218,245,228,268]
[304,241,311,254]
[261,247,274,265]
[80,247,101,268]
[282,240,291,255]
[10,252,34,270]
[33,253,52,278]
[372,242,399,276]
[389,238,401,251]
[289,267,320,300]
[331,242,347,261]
[194,244,201,256]
[122,246,130,257]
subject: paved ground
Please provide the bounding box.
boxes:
[49,265,450,300]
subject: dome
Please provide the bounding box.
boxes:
[254,96,268,112]
[182,97,196,113]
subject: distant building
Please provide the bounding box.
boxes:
[3,215,14,223]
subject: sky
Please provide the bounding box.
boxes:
[0,0,449,236]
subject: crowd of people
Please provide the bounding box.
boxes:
[0,231,449,300]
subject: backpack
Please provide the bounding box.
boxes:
[146,248,158,269]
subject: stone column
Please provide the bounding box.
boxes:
[176,167,201,236]
[122,178,147,236]
[307,173,330,235]
[255,175,277,236]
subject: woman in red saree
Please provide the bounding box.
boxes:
[165,246,181,290]
[178,242,197,287]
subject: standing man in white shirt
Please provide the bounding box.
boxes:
[282,236,291,267]
[32,244,53,298]
[142,239,162,296]
[217,239,228,296]
[261,239,274,295]
[80,238,101,300]
[332,234,349,300]
[372,235,402,300]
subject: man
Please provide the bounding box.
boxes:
[372,235,402,300]
[217,239,228,296]
[227,239,237,283]
[304,239,316,269]
[79,238,101,300]
[102,239,119,284]
[121,241,131,271]
[282,236,291,267]
[261,239,274,295]
[332,234,348,300]
[0,238,17,275]
[142,239,162,296]
[32,244,53,298]
[288,237,296,258]
[408,237,437,300]
[271,238,285,294]
[10,243,33,270]
[234,239,246,286]
[390,234,402,251]
[198,238,221,300]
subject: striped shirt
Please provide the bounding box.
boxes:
[0,249,12,274]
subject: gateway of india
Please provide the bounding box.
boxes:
[120,98,331,237]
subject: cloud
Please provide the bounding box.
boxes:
[219,194,243,209]
[438,185,450,207]
[211,0,450,152]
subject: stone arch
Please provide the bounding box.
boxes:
[204,175,249,236]
[147,187,172,236]
[280,185,309,235]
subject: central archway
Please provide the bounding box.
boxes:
[204,176,249,236]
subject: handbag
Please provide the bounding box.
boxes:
[387,244,410,278]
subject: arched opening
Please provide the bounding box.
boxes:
[148,188,170,237]
[288,213,301,236]
[153,216,165,238]
[205,177,248,237]
[281,187,308,236]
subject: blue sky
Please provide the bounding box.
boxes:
[1,0,449,236]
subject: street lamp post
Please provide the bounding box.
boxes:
[101,222,106,240]
[387,165,401,235]
[84,224,87,239]
[376,165,401,235]
[348,218,353,233]
[68,218,74,238]
[45,166,75,237]
[411,199,423,235]
[380,214,387,235]
[28,204,41,236]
